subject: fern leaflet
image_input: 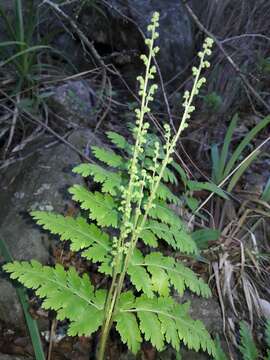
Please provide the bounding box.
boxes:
[91,146,125,168]
[69,185,119,228]
[144,220,198,254]
[31,211,111,252]
[130,251,211,298]
[116,292,215,355]
[106,131,131,152]
[239,322,258,360]
[3,261,106,336]
[127,249,154,298]
[73,163,122,195]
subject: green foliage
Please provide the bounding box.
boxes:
[202,91,223,112]
[69,185,119,228]
[213,320,270,360]
[261,177,270,202]
[0,0,52,91]
[3,13,216,359]
[239,322,258,360]
[213,335,227,360]
[211,114,270,192]
[0,238,45,360]
[115,292,214,354]
[4,260,106,337]
[258,56,270,75]
[192,229,220,250]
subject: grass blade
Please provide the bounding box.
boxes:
[211,144,220,183]
[15,0,24,44]
[0,5,16,39]
[187,180,229,200]
[218,114,238,182]
[224,116,270,177]
[0,41,27,47]
[0,238,45,360]
[261,177,270,202]
[227,150,260,192]
[0,45,51,68]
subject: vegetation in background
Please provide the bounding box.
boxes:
[211,114,270,193]
[0,237,45,360]
[0,0,52,92]
[214,320,270,360]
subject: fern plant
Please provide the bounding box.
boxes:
[4,13,216,359]
[214,321,270,360]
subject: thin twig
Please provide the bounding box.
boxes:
[43,0,106,69]
[3,94,20,158]
[0,89,94,164]
[182,0,270,113]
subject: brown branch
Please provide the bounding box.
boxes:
[0,90,95,165]
[43,0,106,69]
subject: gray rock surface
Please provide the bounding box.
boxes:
[0,128,100,331]
[0,355,30,360]
[181,293,223,334]
[49,81,96,128]
[81,0,195,80]
[120,0,194,78]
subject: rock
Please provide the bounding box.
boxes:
[0,128,101,331]
[159,347,209,360]
[123,0,194,78]
[0,355,30,360]
[0,279,25,332]
[80,0,195,81]
[259,298,270,320]
[49,80,96,128]
[179,292,223,334]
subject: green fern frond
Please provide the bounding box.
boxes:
[156,183,181,204]
[117,292,215,355]
[149,200,184,228]
[130,251,211,298]
[80,242,113,276]
[143,221,174,248]
[31,211,111,252]
[265,320,270,348]
[69,185,119,228]
[115,311,142,354]
[3,261,106,336]
[239,322,258,360]
[144,220,198,254]
[91,146,125,168]
[170,227,198,254]
[213,335,228,360]
[161,166,178,185]
[106,131,131,153]
[144,157,178,185]
[127,249,154,298]
[115,291,142,354]
[171,162,188,186]
[73,163,122,195]
[139,228,159,247]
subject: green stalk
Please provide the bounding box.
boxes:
[0,238,45,360]
[96,22,212,360]
[98,43,212,354]
[97,20,159,360]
